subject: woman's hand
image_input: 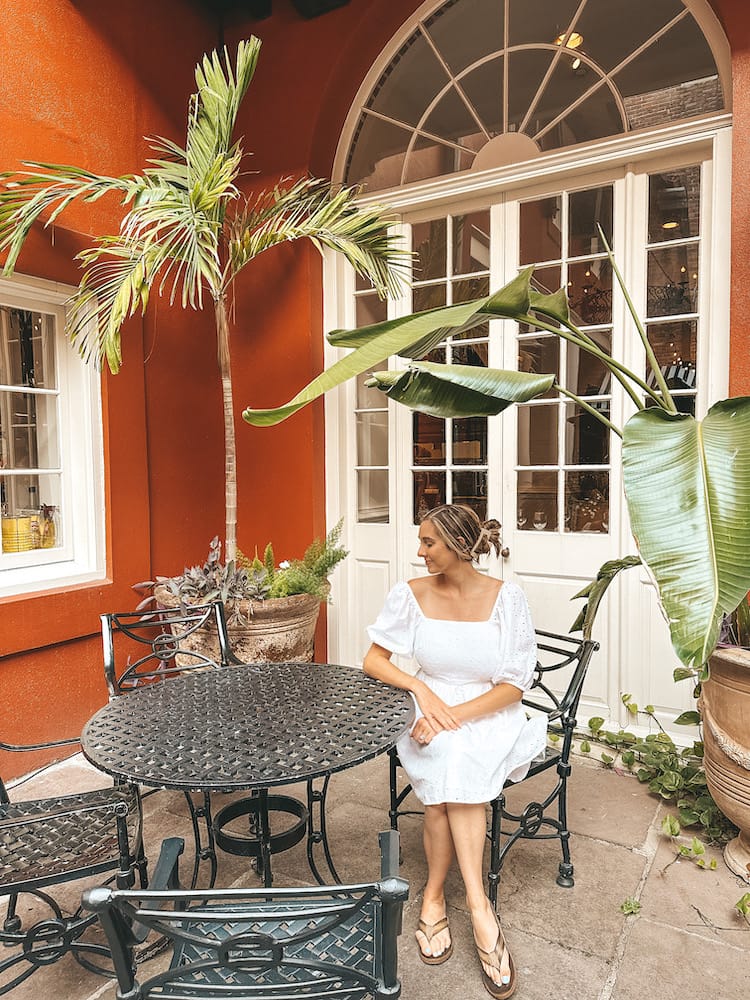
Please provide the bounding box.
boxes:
[413,682,460,733]
[410,718,438,746]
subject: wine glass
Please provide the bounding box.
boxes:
[517,509,527,529]
[533,510,547,531]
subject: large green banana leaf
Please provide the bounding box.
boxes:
[622,398,750,667]
[365,361,554,417]
[243,268,534,426]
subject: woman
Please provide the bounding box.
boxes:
[363,504,545,1000]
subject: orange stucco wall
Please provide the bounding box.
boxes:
[2,0,750,780]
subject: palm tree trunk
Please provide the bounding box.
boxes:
[214,294,237,563]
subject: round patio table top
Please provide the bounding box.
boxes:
[81,661,415,793]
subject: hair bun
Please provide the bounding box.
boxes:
[469,518,503,559]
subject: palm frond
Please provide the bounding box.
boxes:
[228,177,409,298]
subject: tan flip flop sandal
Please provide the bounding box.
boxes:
[474,910,516,998]
[416,916,453,965]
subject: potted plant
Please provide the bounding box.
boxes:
[0,38,407,569]
[244,235,750,879]
[136,520,347,663]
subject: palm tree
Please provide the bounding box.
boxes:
[0,38,407,561]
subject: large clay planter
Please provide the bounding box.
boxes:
[154,585,321,664]
[701,646,750,882]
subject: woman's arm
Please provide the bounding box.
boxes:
[363,643,460,733]
[452,682,524,725]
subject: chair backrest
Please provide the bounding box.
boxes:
[101,602,237,699]
[83,830,408,1000]
[524,629,599,728]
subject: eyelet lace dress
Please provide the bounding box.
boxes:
[367,581,547,805]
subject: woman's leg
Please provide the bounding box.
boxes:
[416,802,455,957]
[445,802,510,986]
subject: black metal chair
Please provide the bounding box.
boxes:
[389,629,599,907]
[0,736,144,995]
[101,601,240,888]
[83,830,409,1000]
[101,601,240,698]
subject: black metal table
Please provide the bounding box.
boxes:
[80,661,414,887]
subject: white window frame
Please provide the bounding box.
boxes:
[0,274,105,597]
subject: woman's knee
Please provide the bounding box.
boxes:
[425,802,448,820]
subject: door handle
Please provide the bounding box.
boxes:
[500,546,510,559]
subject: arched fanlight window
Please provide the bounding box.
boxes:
[343,0,728,190]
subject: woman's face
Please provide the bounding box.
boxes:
[418,520,459,574]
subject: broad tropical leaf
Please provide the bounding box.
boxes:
[570,556,642,639]
[622,399,750,667]
[365,361,554,417]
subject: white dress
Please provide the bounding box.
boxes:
[367,581,547,805]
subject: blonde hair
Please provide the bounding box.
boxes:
[420,504,502,561]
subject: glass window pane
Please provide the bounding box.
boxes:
[413,218,447,281]
[518,335,559,397]
[356,368,388,409]
[453,417,487,465]
[459,58,504,136]
[648,166,700,243]
[366,28,447,127]
[424,87,484,148]
[345,113,412,191]
[404,135,473,185]
[575,0,684,75]
[1,473,62,550]
[358,469,389,524]
[566,331,612,396]
[452,470,487,520]
[452,275,489,304]
[538,90,624,152]
[530,265,562,298]
[451,343,488,367]
[413,413,445,465]
[517,470,557,531]
[452,210,490,274]
[413,283,446,312]
[569,187,613,258]
[0,392,60,470]
[646,320,697,385]
[424,0,504,76]
[568,258,612,325]
[414,470,446,523]
[355,292,387,327]
[647,246,699,317]
[0,308,57,389]
[507,49,555,132]
[565,402,610,465]
[356,411,389,467]
[517,403,557,465]
[565,471,609,533]
[520,197,562,264]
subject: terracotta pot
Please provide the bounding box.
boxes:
[701,646,750,882]
[154,585,321,664]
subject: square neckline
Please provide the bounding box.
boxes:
[405,581,506,623]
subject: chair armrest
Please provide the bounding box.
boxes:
[0,737,80,752]
[148,837,185,892]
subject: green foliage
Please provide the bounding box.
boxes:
[661,818,718,870]
[620,898,641,915]
[585,698,737,843]
[266,519,348,600]
[736,893,750,923]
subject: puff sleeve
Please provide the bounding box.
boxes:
[366,582,419,656]
[492,583,538,690]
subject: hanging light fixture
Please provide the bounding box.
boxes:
[553,30,584,49]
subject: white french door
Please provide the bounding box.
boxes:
[328,136,730,731]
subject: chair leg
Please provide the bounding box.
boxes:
[555,765,574,888]
[388,748,400,833]
[487,794,504,910]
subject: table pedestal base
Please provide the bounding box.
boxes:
[213,791,308,886]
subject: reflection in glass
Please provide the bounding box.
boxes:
[425,347,446,365]
[357,469,389,524]
[1,473,62,550]
[366,28,444,127]
[414,470,446,523]
[566,334,612,396]
[647,245,699,317]
[452,343,488,367]
[356,411,389,467]
[565,402,610,465]
[569,187,613,258]
[356,368,388,409]
[345,113,411,192]
[452,275,489,304]
[412,218,447,280]
[453,417,487,465]
[518,335,558,397]
[648,166,700,243]
[453,210,491,274]
[0,308,57,389]
[413,282,446,313]
[517,404,557,465]
[530,265,562,298]
[355,292,387,327]
[568,258,612,325]
[646,320,697,386]
[452,470,487,520]
[520,197,561,264]
[565,471,609,533]
[517,469,557,531]
[0,392,60,470]
[413,413,446,465]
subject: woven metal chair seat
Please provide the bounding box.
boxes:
[0,784,139,891]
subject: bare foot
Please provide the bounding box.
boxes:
[416,894,452,960]
[470,897,511,987]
